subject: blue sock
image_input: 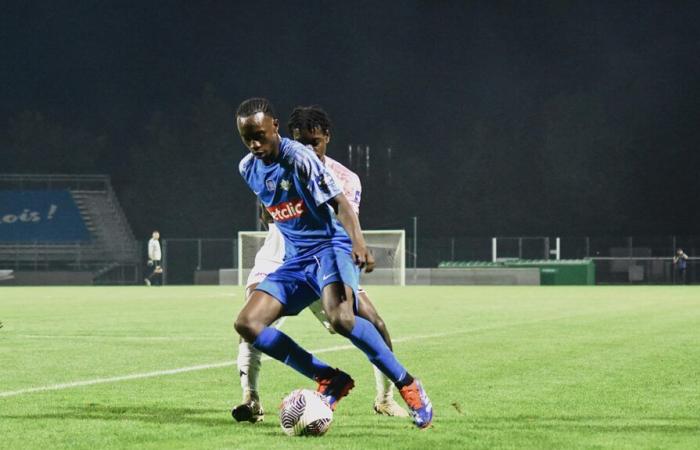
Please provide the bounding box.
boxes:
[252,327,333,380]
[348,316,409,384]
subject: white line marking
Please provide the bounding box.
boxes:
[0,330,452,399]
[0,313,597,399]
[13,335,224,341]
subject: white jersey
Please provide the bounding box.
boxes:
[246,156,362,288]
[324,155,361,215]
[148,238,161,261]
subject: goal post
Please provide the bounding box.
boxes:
[237,229,406,286]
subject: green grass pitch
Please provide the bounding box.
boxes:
[1,286,699,449]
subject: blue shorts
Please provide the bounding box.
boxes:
[256,245,360,316]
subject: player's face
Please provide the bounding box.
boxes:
[237,112,280,162]
[293,126,330,160]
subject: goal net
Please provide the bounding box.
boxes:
[237,229,405,286]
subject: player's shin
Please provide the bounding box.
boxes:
[252,326,334,380]
[237,341,261,401]
[348,316,413,387]
[373,365,394,399]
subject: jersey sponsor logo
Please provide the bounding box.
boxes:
[267,199,305,222]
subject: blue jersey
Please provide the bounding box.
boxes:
[239,137,352,259]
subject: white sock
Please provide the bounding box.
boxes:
[373,365,394,401]
[237,341,262,401]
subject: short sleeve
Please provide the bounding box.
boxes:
[347,174,361,215]
[288,144,342,206]
[239,154,254,177]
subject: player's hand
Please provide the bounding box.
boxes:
[352,244,375,273]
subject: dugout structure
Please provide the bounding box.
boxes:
[237,229,405,286]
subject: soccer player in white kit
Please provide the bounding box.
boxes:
[233,106,408,422]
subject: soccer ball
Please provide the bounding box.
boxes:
[279,389,333,436]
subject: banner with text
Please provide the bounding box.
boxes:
[0,190,90,242]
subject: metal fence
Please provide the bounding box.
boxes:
[411,235,700,284]
[155,235,699,285]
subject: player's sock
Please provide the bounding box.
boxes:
[395,373,415,389]
[348,316,413,385]
[237,341,261,400]
[373,365,394,400]
[252,326,334,380]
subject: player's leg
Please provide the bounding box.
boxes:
[321,282,432,427]
[233,283,265,422]
[309,291,406,416]
[153,262,163,285]
[144,262,153,286]
[316,248,432,428]
[355,290,409,417]
[234,278,338,384]
[320,282,410,383]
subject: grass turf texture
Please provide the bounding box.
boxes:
[0,286,699,449]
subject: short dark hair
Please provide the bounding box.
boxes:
[236,97,277,119]
[287,105,332,135]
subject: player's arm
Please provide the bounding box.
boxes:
[258,203,273,230]
[288,143,373,271]
[332,194,375,273]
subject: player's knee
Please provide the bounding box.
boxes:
[328,311,355,336]
[234,314,261,343]
[372,317,387,335]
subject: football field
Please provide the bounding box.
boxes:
[1,286,698,449]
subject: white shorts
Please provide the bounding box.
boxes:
[245,260,282,289]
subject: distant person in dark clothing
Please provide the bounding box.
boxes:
[672,248,689,284]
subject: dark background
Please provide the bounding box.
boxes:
[2,0,699,240]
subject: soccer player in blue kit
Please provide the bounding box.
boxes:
[234,98,433,429]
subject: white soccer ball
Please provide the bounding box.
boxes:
[279,388,333,436]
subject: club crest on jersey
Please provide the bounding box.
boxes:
[280,179,292,191]
[265,179,276,192]
[267,199,305,222]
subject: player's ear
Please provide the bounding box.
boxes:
[292,128,301,140]
[325,131,331,144]
[272,118,279,131]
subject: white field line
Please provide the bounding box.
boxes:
[0,312,597,399]
[13,335,225,341]
[0,329,456,399]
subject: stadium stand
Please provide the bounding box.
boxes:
[0,174,140,284]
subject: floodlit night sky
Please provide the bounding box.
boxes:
[2,1,700,239]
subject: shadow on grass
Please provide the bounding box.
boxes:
[0,403,411,436]
[0,403,239,428]
[4,406,696,436]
